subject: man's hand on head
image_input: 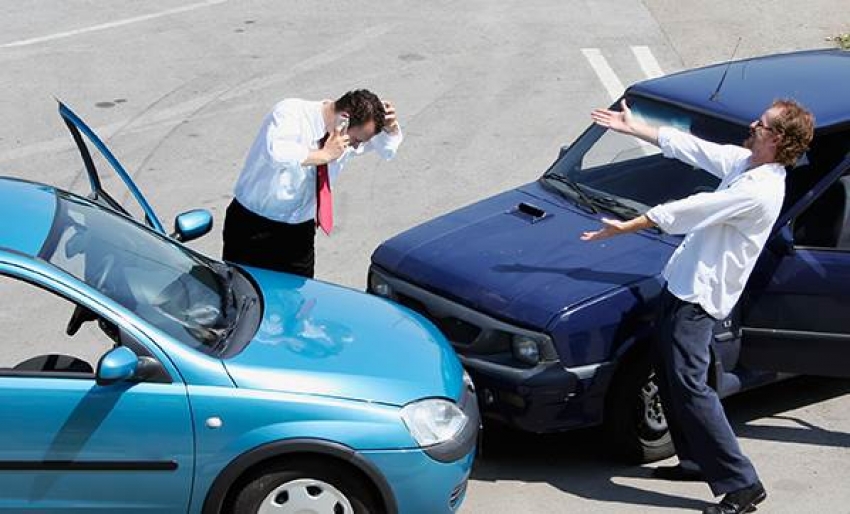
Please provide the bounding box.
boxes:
[382,101,400,135]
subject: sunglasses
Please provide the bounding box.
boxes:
[754,119,779,133]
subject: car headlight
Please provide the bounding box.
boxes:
[400,398,468,447]
[512,335,545,365]
[368,271,394,298]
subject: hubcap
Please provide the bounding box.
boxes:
[639,373,668,436]
[258,478,353,514]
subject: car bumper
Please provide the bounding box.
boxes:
[361,447,474,514]
[368,265,614,433]
[461,354,613,433]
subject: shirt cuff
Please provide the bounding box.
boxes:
[373,126,404,159]
[385,126,404,146]
[657,126,677,159]
[645,205,673,233]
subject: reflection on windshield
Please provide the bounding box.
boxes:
[545,96,746,216]
[40,193,230,349]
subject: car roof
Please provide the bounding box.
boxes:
[628,48,850,131]
[0,177,58,257]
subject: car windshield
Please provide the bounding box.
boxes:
[543,95,749,218]
[39,192,236,350]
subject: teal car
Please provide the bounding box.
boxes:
[0,103,477,513]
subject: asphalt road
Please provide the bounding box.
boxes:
[1,1,849,512]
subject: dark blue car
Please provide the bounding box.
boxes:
[368,49,850,462]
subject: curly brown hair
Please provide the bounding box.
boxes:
[334,89,386,132]
[770,99,815,167]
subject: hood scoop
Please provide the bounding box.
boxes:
[508,201,551,224]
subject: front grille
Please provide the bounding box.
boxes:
[396,292,482,345]
[371,266,548,356]
[449,479,468,509]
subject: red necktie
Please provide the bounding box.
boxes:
[316,135,333,235]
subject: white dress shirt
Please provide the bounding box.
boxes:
[234,98,403,223]
[646,127,786,319]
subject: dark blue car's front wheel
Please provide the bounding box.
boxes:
[604,354,675,463]
[228,459,380,514]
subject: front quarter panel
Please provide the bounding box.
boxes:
[188,386,416,513]
[548,276,665,367]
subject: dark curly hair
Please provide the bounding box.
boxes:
[334,89,386,132]
[771,99,815,167]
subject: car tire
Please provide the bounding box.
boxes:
[604,354,675,463]
[228,458,380,514]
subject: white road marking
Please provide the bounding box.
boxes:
[0,0,228,49]
[631,45,664,79]
[581,47,663,155]
[580,48,625,102]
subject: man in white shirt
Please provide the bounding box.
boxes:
[583,99,814,514]
[223,89,403,278]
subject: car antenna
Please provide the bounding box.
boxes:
[710,37,742,102]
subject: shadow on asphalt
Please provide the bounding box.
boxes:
[471,376,850,510]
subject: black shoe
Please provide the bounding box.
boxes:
[703,481,767,514]
[651,464,704,482]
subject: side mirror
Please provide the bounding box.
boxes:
[172,209,213,242]
[96,346,138,386]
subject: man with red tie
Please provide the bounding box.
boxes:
[223,89,402,278]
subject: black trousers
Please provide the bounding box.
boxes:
[222,199,316,278]
[652,288,759,496]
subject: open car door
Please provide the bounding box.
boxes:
[59,102,166,235]
[740,146,850,379]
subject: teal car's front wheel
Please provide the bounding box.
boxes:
[229,459,380,514]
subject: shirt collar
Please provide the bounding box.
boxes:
[307,100,330,143]
[744,154,786,177]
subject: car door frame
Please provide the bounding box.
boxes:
[58,102,166,235]
[739,148,850,378]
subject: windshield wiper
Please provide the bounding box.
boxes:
[542,174,599,213]
[210,262,236,314]
[583,194,663,234]
[584,193,642,219]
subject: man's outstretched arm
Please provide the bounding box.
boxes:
[592,99,747,179]
[580,215,657,241]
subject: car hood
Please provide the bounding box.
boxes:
[223,267,465,406]
[371,181,675,330]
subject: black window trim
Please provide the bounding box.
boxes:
[0,267,174,383]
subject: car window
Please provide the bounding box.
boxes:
[793,173,850,250]
[790,131,850,250]
[38,192,233,351]
[545,96,748,216]
[0,273,114,378]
